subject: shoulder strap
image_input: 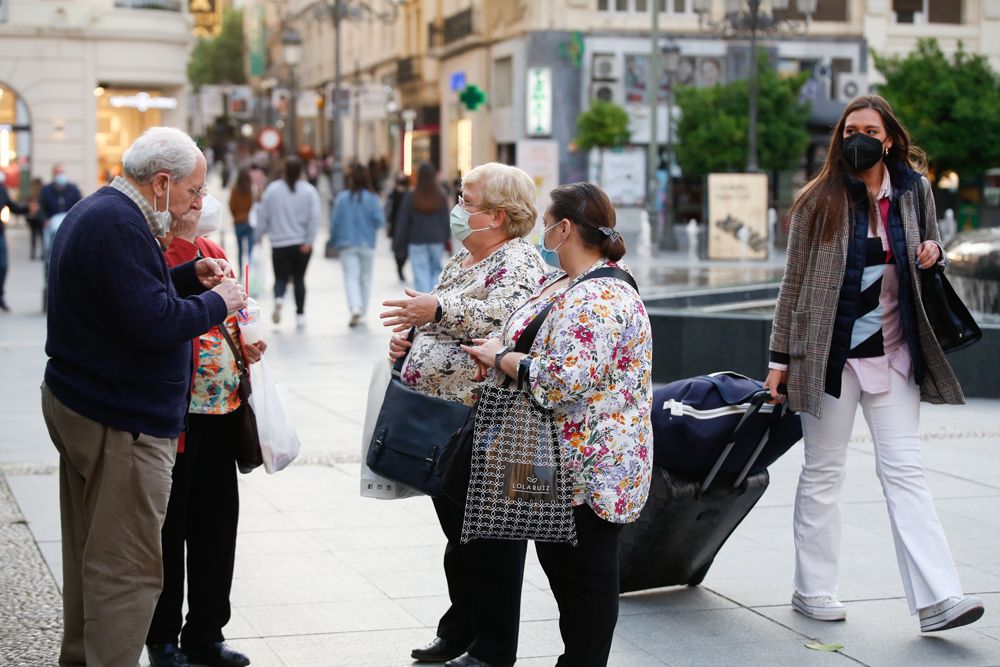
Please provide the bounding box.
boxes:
[513,266,638,354]
[915,177,927,242]
[218,324,248,376]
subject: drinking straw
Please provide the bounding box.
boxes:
[245,263,249,295]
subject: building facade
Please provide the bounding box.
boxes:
[272,0,1000,194]
[0,0,193,195]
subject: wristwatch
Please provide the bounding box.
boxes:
[494,344,514,371]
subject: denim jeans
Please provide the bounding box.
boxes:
[234,223,254,272]
[339,245,374,316]
[408,243,445,294]
[0,232,8,303]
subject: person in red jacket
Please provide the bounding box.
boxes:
[146,196,266,667]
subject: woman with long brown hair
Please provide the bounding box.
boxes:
[393,162,451,293]
[764,95,984,632]
[229,167,255,271]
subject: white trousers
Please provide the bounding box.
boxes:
[793,366,963,613]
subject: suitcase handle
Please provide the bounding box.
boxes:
[699,390,782,493]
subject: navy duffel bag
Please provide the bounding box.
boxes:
[652,371,803,477]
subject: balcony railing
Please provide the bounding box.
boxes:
[115,0,182,10]
[397,57,419,84]
[443,8,473,44]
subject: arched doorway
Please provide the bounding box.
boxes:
[0,82,32,201]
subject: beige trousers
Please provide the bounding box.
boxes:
[41,384,176,667]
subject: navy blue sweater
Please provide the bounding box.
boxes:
[44,187,228,438]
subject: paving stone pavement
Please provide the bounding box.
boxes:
[1,172,999,666]
[0,471,62,665]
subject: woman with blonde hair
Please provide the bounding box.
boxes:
[381,162,546,667]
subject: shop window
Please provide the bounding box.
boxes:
[599,0,692,12]
[114,0,182,10]
[893,0,962,23]
[774,0,847,21]
[95,88,170,184]
[493,57,513,109]
[0,83,32,197]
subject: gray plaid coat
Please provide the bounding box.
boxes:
[770,175,964,418]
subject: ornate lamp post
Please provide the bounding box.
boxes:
[313,0,403,193]
[281,27,303,154]
[661,43,681,250]
[693,0,815,172]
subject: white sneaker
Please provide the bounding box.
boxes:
[792,592,847,621]
[919,595,984,632]
[272,300,282,324]
[296,314,306,330]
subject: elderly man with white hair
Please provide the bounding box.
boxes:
[42,126,247,667]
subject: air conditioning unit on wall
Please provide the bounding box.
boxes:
[836,73,870,103]
[592,54,621,81]
[589,81,623,105]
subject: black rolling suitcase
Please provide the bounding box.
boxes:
[619,390,790,592]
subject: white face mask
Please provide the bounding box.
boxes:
[196,194,222,236]
[151,175,172,238]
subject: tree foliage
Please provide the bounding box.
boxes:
[873,38,1000,181]
[575,99,631,151]
[673,55,811,176]
[188,8,247,89]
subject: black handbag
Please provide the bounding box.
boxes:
[365,329,472,496]
[434,266,639,506]
[914,180,981,353]
[218,325,264,473]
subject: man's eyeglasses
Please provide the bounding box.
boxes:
[187,185,209,200]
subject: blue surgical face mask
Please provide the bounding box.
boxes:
[449,204,492,242]
[54,174,69,187]
[538,221,566,269]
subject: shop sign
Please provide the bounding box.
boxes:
[272,88,291,119]
[324,84,351,120]
[516,139,560,235]
[190,0,222,38]
[109,92,178,112]
[247,5,266,77]
[227,86,253,119]
[450,71,466,92]
[526,67,552,137]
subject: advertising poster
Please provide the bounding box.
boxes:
[706,173,769,260]
[515,139,560,234]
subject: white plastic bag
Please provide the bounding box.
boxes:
[248,357,301,473]
[247,202,260,229]
[360,358,420,499]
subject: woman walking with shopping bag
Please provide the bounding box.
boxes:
[763,95,984,632]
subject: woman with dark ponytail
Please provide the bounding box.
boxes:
[462,182,653,667]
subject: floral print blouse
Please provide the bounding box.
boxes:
[501,258,654,524]
[189,316,242,415]
[402,237,546,407]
